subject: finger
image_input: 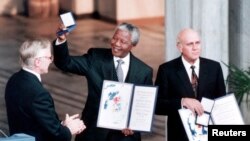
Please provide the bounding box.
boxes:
[59,23,66,29]
[128,130,134,135]
[126,130,132,135]
[190,107,195,115]
[69,114,80,119]
[197,106,204,116]
[121,129,126,134]
[65,113,69,120]
[81,123,86,130]
[194,101,204,115]
[122,130,129,136]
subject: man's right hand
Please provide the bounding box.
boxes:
[56,24,67,42]
[62,114,86,135]
[181,98,204,116]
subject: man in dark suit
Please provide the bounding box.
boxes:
[155,28,226,141]
[5,39,85,141]
[53,23,153,141]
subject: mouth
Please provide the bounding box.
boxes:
[113,47,122,53]
[192,52,200,56]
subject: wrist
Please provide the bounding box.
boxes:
[58,37,66,42]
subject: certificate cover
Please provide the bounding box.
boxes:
[57,12,76,36]
[97,80,158,132]
[179,109,208,141]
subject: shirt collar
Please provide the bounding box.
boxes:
[22,67,42,82]
[181,56,200,77]
[114,53,130,64]
[181,56,200,69]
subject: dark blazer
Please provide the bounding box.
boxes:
[5,69,71,141]
[53,41,153,141]
[155,56,226,141]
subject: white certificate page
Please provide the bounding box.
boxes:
[196,97,214,126]
[128,86,158,132]
[211,94,244,125]
[97,80,134,130]
[60,12,75,27]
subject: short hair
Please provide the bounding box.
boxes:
[116,23,140,46]
[19,38,51,68]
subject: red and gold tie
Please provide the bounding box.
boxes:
[191,65,198,97]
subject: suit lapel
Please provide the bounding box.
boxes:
[102,50,118,81]
[197,58,208,99]
[102,52,139,83]
[125,53,138,83]
[176,57,195,97]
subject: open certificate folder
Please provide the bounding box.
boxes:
[97,80,158,132]
[196,94,244,125]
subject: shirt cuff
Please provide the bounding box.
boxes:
[55,38,66,45]
[181,98,184,109]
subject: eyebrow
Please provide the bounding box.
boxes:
[186,41,200,45]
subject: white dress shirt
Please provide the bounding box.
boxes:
[113,53,130,82]
[182,56,200,82]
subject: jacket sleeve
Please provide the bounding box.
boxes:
[32,91,71,141]
[53,40,91,76]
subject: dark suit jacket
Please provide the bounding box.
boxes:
[155,56,226,141]
[53,41,153,141]
[5,69,71,141]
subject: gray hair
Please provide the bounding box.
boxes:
[117,23,140,46]
[19,38,51,68]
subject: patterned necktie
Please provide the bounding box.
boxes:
[116,59,124,82]
[191,65,198,97]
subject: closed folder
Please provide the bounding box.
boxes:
[57,12,76,36]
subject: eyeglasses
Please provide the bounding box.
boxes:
[35,56,54,61]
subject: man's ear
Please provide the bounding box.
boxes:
[177,44,183,53]
[34,58,40,68]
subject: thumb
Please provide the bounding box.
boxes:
[69,114,79,120]
[65,113,69,120]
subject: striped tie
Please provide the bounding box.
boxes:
[191,65,198,97]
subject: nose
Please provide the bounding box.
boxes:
[114,39,121,46]
[192,44,197,49]
[192,43,199,50]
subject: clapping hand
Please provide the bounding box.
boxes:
[62,113,86,135]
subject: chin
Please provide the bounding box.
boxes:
[112,52,121,58]
[43,70,49,74]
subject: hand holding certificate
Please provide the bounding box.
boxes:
[179,94,244,141]
[97,80,158,132]
[195,97,214,126]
